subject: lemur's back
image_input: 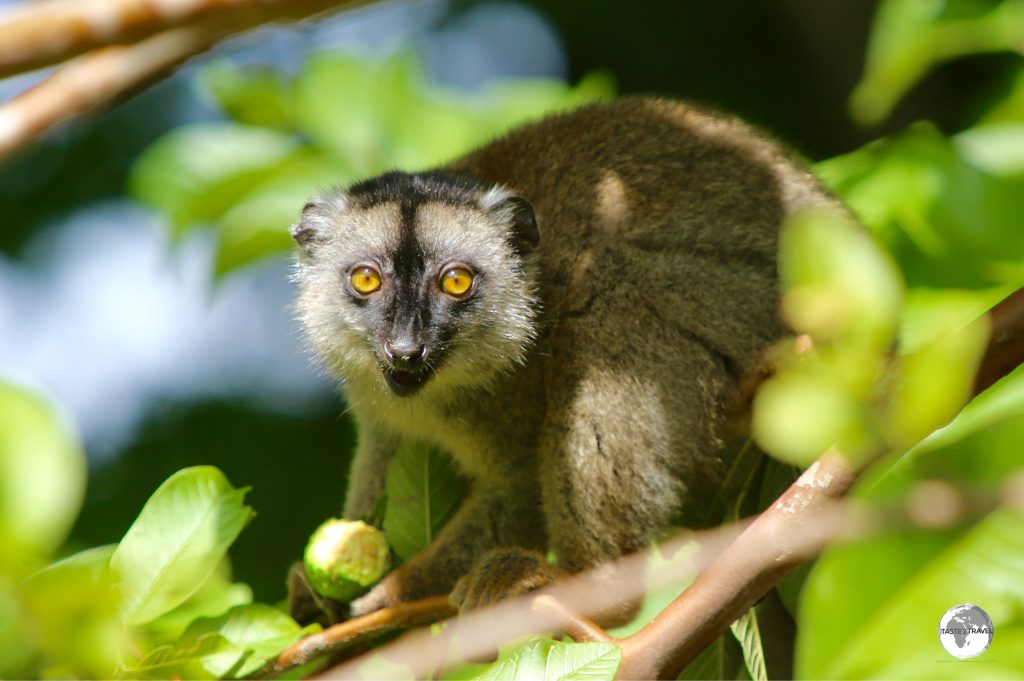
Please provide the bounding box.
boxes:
[449,97,836,374]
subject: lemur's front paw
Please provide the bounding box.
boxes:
[349,566,409,617]
[450,547,563,612]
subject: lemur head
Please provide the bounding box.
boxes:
[292,171,540,398]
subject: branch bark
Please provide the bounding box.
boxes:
[0,0,370,163]
[0,0,361,79]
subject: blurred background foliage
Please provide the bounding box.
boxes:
[2,0,1024,678]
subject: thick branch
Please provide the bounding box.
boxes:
[0,0,370,163]
[0,0,361,79]
[0,26,214,162]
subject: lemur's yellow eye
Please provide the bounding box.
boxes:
[350,266,382,294]
[441,266,474,298]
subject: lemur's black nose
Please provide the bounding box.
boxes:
[384,339,425,369]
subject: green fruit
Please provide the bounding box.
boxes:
[303,518,391,601]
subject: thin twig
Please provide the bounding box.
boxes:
[273,595,456,673]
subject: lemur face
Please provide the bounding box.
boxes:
[292,172,540,399]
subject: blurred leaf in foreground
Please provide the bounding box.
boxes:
[18,545,124,679]
[0,382,86,578]
[851,0,1024,126]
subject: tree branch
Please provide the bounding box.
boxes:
[0,0,370,163]
[0,0,362,79]
[0,26,214,162]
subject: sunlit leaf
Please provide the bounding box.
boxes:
[0,578,31,676]
[850,0,1024,125]
[139,559,253,646]
[752,373,866,466]
[0,383,85,577]
[18,545,124,679]
[121,632,248,680]
[780,208,904,348]
[201,59,294,130]
[798,508,1024,678]
[383,441,468,561]
[731,607,767,681]
[884,313,990,448]
[817,123,1024,289]
[214,149,341,275]
[799,367,1024,678]
[130,123,297,233]
[472,638,621,681]
[111,466,255,625]
[177,603,306,678]
[955,123,1024,177]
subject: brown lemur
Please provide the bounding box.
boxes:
[291,97,845,617]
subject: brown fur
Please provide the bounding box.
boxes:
[291,97,843,616]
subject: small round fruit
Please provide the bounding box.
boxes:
[303,518,391,602]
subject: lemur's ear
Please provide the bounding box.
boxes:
[495,196,539,256]
[291,193,345,255]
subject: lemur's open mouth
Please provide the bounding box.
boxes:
[385,367,433,396]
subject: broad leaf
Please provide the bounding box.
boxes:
[0,383,86,576]
[473,638,621,681]
[111,466,255,625]
[177,603,306,678]
[18,545,123,679]
[213,149,341,275]
[798,508,1024,678]
[130,123,297,233]
[201,60,294,131]
[798,371,1024,678]
[121,633,248,680]
[139,559,253,645]
[384,441,467,561]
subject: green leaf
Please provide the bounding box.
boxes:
[176,603,305,678]
[472,638,621,681]
[798,371,1024,678]
[111,466,255,626]
[121,633,249,680]
[18,545,124,679]
[139,559,253,646]
[383,441,468,561]
[0,383,86,576]
[779,208,904,349]
[956,123,1024,177]
[884,312,989,448]
[0,577,31,676]
[213,149,341,275]
[679,633,749,680]
[200,60,294,130]
[850,0,1024,125]
[798,508,1024,678]
[730,608,767,681]
[130,123,297,233]
[816,124,1024,289]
